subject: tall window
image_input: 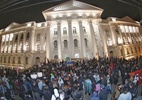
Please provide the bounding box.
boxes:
[64,40,68,48]
[13,57,15,64]
[74,39,78,47]
[37,44,40,51]
[26,33,30,40]
[9,34,14,41]
[73,27,77,34]
[63,27,67,35]
[25,57,28,64]
[4,57,6,63]
[107,38,112,46]
[84,38,88,47]
[20,34,23,41]
[36,33,40,41]
[54,55,58,59]
[54,40,58,49]
[2,35,5,42]
[26,44,29,51]
[8,57,10,63]
[15,34,18,42]
[54,28,57,35]
[18,57,21,64]
[83,26,86,33]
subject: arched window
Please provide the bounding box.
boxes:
[64,40,68,48]
[25,57,28,64]
[107,38,112,46]
[84,38,88,47]
[26,33,30,40]
[18,57,21,64]
[20,34,23,41]
[54,40,58,49]
[74,39,78,47]
[54,28,57,35]
[37,44,40,51]
[63,27,67,35]
[36,33,40,41]
[83,26,86,33]
[54,55,58,59]
[73,27,76,34]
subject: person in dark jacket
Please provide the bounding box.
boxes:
[99,85,108,100]
[71,86,83,100]
[43,85,52,100]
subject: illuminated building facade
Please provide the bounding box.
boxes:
[0,0,142,68]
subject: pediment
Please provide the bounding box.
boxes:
[5,22,20,30]
[43,0,103,13]
[118,16,136,23]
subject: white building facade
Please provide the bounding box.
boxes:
[0,0,142,69]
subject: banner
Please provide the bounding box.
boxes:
[129,69,142,84]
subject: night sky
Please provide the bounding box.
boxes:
[0,0,142,29]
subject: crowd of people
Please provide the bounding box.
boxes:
[0,56,142,100]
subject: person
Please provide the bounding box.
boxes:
[118,87,132,100]
[84,76,92,95]
[71,86,83,100]
[51,88,64,100]
[99,85,108,100]
[90,84,100,100]
[112,84,123,100]
[43,85,52,100]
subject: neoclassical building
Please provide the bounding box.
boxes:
[0,0,142,69]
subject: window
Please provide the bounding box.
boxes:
[64,40,68,48]
[2,35,5,42]
[118,37,123,44]
[36,33,40,41]
[26,44,29,51]
[25,57,28,64]
[63,27,67,35]
[54,40,58,49]
[83,26,86,33]
[6,34,9,41]
[15,34,18,41]
[4,57,6,63]
[84,38,88,47]
[54,28,57,35]
[8,57,10,63]
[9,34,13,41]
[107,38,112,46]
[75,54,79,58]
[20,34,23,41]
[135,47,137,53]
[18,57,21,64]
[13,57,15,64]
[73,27,76,34]
[54,55,58,59]
[74,39,78,47]
[37,44,40,51]
[26,33,30,40]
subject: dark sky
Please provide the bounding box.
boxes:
[0,0,142,29]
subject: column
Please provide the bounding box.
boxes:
[88,19,98,58]
[22,31,26,52]
[109,24,117,46]
[126,26,132,44]
[78,19,86,58]
[67,19,74,58]
[17,32,20,52]
[46,21,51,60]
[29,27,35,52]
[12,34,16,53]
[40,30,44,52]
[57,20,62,60]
